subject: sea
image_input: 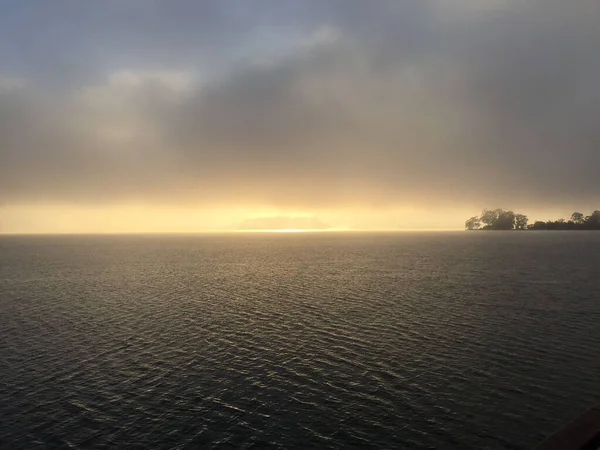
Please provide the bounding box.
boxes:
[1,232,599,449]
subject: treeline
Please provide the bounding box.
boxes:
[465,209,600,230]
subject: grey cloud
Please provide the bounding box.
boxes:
[1,0,599,211]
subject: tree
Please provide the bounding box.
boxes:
[479,209,499,229]
[571,212,584,224]
[496,210,516,230]
[514,214,529,230]
[585,210,600,229]
[465,216,481,230]
[476,208,516,230]
[530,221,548,230]
[468,208,600,231]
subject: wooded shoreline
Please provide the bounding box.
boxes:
[465,209,600,230]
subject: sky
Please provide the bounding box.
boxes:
[1,0,599,233]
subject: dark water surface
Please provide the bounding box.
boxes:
[1,232,599,449]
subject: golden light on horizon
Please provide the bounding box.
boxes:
[248,228,313,233]
[233,228,352,233]
[0,204,473,234]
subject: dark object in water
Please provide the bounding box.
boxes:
[535,407,600,450]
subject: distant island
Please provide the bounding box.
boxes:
[234,216,330,231]
[465,209,600,230]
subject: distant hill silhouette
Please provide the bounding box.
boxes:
[234,216,330,231]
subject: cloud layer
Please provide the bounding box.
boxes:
[1,0,599,217]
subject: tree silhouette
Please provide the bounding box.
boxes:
[476,208,517,230]
[571,212,584,224]
[514,214,529,230]
[496,210,516,230]
[530,221,547,230]
[480,209,502,229]
[465,216,481,230]
[465,209,600,231]
[585,210,600,229]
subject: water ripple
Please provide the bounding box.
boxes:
[1,232,600,449]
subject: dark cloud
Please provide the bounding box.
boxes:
[0,0,599,213]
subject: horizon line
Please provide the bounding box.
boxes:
[0,228,464,236]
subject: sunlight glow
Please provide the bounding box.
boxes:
[234,228,350,233]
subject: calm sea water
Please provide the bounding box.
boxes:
[1,232,600,449]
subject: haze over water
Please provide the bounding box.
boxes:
[2,232,599,449]
[2,1,600,232]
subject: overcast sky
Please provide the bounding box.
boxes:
[1,1,599,232]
